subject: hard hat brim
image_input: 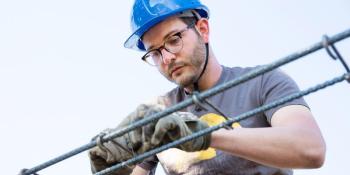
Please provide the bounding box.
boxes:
[124,6,209,52]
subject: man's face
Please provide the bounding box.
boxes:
[142,17,206,88]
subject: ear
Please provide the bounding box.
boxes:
[195,18,210,43]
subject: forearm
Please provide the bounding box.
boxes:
[131,166,149,175]
[210,127,326,169]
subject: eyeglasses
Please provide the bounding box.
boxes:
[141,23,195,66]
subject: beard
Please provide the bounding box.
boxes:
[161,36,207,88]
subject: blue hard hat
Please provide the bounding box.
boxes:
[124,0,209,51]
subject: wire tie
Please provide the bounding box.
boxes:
[192,91,208,111]
[322,35,350,83]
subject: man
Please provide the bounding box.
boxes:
[89,0,326,174]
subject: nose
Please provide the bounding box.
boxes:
[160,49,176,65]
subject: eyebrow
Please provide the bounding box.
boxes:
[147,28,181,51]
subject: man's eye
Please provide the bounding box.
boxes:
[150,51,161,57]
[167,36,182,46]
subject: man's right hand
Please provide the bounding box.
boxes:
[88,103,165,174]
[89,144,135,175]
[88,101,212,174]
[150,112,211,152]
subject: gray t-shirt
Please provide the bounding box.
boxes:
[139,66,308,175]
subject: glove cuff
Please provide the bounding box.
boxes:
[198,122,211,150]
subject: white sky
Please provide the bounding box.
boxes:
[0,0,349,175]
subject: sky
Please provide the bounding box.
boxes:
[0,0,349,175]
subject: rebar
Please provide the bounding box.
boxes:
[21,28,350,175]
[95,73,349,175]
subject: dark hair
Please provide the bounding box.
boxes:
[179,16,202,37]
[179,16,198,26]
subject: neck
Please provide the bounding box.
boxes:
[184,48,222,93]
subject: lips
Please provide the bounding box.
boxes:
[171,66,182,74]
[169,65,185,78]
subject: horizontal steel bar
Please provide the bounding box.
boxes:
[96,73,349,175]
[22,28,350,175]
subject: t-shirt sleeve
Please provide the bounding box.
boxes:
[260,69,309,123]
[137,155,159,174]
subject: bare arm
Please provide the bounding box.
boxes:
[130,165,150,175]
[210,105,326,169]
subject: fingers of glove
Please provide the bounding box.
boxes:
[182,120,211,151]
[89,147,111,173]
[118,103,163,130]
[151,116,182,146]
[89,155,134,175]
[94,137,134,163]
[142,122,156,137]
[89,146,108,160]
[89,145,122,166]
[107,138,136,162]
[135,103,164,118]
[138,141,153,153]
[126,129,143,150]
[141,121,157,145]
[90,156,109,173]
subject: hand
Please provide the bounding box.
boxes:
[150,112,211,152]
[88,103,165,174]
[89,145,134,175]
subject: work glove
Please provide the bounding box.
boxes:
[88,103,165,175]
[150,112,211,152]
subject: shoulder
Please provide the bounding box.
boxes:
[223,65,295,87]
[220,65,268,89]
[260,67,300,91]
[221,66,253,76]
[221,65,270,80]
[222,65,288,78]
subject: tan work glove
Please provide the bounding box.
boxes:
[88,103,164,175]
[150,112,211,152]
